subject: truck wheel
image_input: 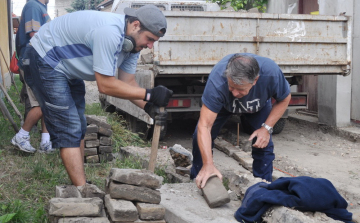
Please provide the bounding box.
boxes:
[126,115,150,139]
[99,93,116,113]
[273,118,286,135]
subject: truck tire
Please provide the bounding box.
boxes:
[126,115,150,139]
[99,93,116,113]
[273,118,286,135]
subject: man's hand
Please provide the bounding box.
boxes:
[195,164,222,189]
[249,127,270,148]
[144,102,167,126]
[144,85,173,106]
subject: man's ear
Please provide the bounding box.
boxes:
[253,76,259,85]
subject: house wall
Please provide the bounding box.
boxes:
[0,0,11,88]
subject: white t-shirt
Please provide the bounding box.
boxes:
[30,10,139,81]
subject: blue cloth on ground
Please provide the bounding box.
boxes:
[234,176,353,223]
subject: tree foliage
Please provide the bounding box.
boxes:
[210,0,268,12]
[66,0,103,13]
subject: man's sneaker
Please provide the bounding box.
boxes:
[11,135,36,153]
[39,141,56,154]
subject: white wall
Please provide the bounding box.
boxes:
[317,0,353,127]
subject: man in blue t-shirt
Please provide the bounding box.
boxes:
[12,0,53,154]
[191,53,291,188]
[21,5,172,187]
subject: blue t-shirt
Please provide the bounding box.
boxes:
[202,53,290,114]
[17,0,51,57]
[30,10,139,81]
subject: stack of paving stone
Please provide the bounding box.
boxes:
[48,168,166,222]
[104,168,166,223]
[48,184,108,222]
[84,115,114,163]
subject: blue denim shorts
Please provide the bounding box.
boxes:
[22,46,87,148]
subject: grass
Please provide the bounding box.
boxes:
[0,75,169,222]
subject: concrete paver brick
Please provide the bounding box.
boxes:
[136,203,165,220]
[109,182,161,204]
[49,197,103,217]
[104,194,138,222]
[201,176,230,208]
[109,168,162,189]
[57,217,110,223]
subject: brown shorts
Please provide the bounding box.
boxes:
[20,69,39,107]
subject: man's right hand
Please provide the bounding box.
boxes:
[144,102,167,126]
[195,164,223,189]
[144,85,173,106]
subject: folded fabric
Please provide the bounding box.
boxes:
[234,176,353,223]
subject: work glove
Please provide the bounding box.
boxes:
[144,85,173,107]
[144,102,168,126]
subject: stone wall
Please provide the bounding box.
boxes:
[84,115,114,163]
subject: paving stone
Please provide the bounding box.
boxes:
[231,151,253,171]
[99,146,113,153]
[109,181,161,204]
[111,220,165,223]
[49,197,103,217]
[228,172,263,200]
[56,185,82,198]
[99,126,113,136]
[84,148,98,156]
[100,136,112,146]
[77,183,105,199]
[86,155,99,163]
[100,152,114,162]
[58,217,110,223]
[87,124,99,134]
[201,176,230,208]
[136,203,165,220]
[214,138,239,156]
[352,210,360,223]
[86,139,100,148]
[175,167,190,176]
[263,206,341,223]
[104,194,138,222]
[160,183,241,223]
[86,115,111,129]
[85,133,98,141]
[109,168,162,189]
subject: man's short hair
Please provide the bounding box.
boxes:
[124,5,167,37]
[224,54,260,85]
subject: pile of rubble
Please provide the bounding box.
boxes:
[84,115,114,164]
[48,168,166,223]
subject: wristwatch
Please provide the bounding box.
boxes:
[261,123,273,134]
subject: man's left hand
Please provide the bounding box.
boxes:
[144,102,167,126]
[249,128,270,148]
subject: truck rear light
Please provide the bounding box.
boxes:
[271,95,307,106]
[288,95,307,106]
[167,99,191,108]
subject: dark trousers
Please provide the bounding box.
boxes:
[190,100,275,182]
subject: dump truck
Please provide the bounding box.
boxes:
[99,0,352,138]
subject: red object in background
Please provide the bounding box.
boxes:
[167,99,191,108]
[10,52,19,74]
